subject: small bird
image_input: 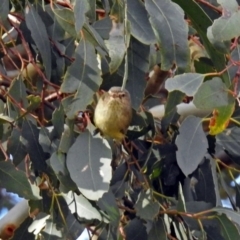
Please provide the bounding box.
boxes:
[94,86,132,141]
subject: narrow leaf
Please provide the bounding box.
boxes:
[73,0,88,33]
[173,0,230,87]
[25,5,51,79]
[127,0,156,44]
[145,0,189,71]
[0,161,39,199]
[0,0,9,28]
[61,40,102,119]
[54,8,77,37]
[215,213,240,240]
[21,119,47,171]
[105,21,125,74]
[7,128,27,166]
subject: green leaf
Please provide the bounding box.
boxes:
[51,104,65,139]
[58,119,75,153]
[93,17,112,39]
[66,124,112,201]
[124,219,147,240]
[177,183,186,212]
[50,152,77,193]
[165,73,205,96]
[176,116,208,177]
[206,27,230,54]
[8,77,28,109]
[145,0,189,71]
[86,0,96,23]
[173,0,230,87]
[26,95,41,112]
[21,119,47,171]
[45,5,65,41]
[7,128,27,166]
[215,213,240,240]
[209,103,235,135]
[61,40,102,119]
[0,114,14,124]
[193,77,234,110]
[161,90,184,132]
[127,0,156,45]
[54,8,77,37]
[39,127,54,153]
[73,0,88,33]
[97,191,120,226]
[25,5,51,79]
[148,218,168,240]
[82,22,109,54]
[212,207,240,226]
[0,161,39,199]
[193,158,220,206]
[124,38,150,109]
[135,189,160,220]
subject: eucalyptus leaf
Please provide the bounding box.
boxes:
[25,5,51,79]
[61,40,102,119]
[66,126,112,201]
[193,77,233,110]
[145,0,189,71]
[165,73,205,96]
[176,116,208,177]
[0,161,39,199]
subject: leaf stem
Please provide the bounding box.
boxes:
[229,117,240,126]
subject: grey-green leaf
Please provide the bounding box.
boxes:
[165,73,205,96]
[193,77,233,110]
[61,40,102,119]
[215,213,240,240]
[105,21,126,74]
[145,0,189,71]
[74,0,88,33]
[176,116,208,177]
[25,5,51,79]
[0,0,9,29]
[64,192,103,221]
[0,161,39,200]
[210,11,240,41]
[135,189,159,220]
[66,127,112,201]
[127,0,156,44]
[54,8,77,37]
[97,191,120,226]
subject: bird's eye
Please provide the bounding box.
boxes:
[120,93,125,97]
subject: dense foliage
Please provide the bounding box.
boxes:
[1,0,240,239]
